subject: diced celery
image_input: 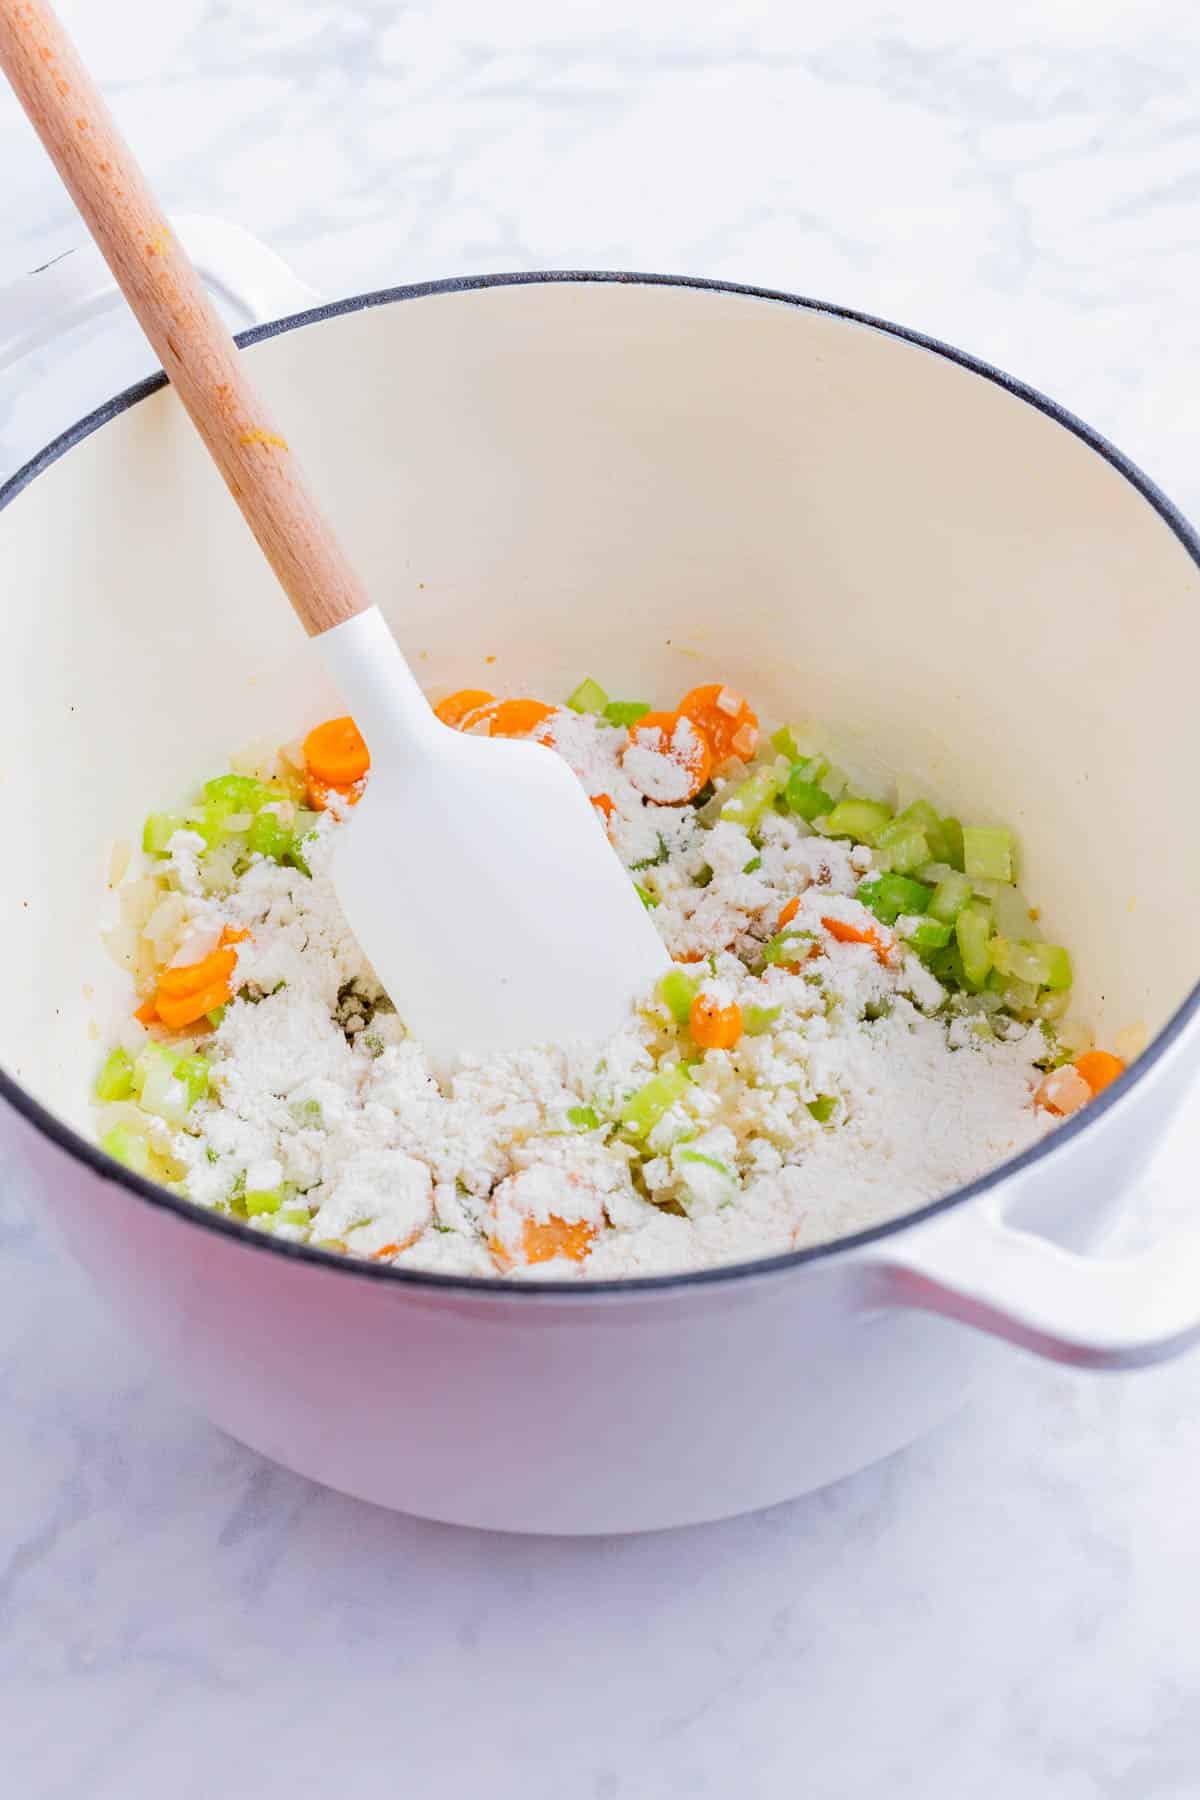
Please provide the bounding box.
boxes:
[567,1104,600,1131]
[857,872,933,925]
[1036,989,1071,1023]
[203,774,282,814]
[286,811,321,877]
[988,971,1039,1016]
[928,871,973,924]
[248,807,293,861]
[279,1205,311,1227]
[142,812,187,856]
[174,1054,210,1108]
[721,763,787,829]
[675,1148,736,1182]
[898,914,953,950]
[807,1095,837,1123]
[743,856,762,874]
[822,798,893,845]
[620,1067,691,1137]
[926,943,965,988]
[975,881,1039,941]
[660,969,699,1025]
[566,677,609,715]
[603,699,650,728]
[771,726,801,759]
[139,1058,192,1125]
[635,884,658,910]
[940,818,965,871]
[762,928,816,967]
[785,769,834,822]
[874,817,930,874]
[991,938,1072,992]
[795,753,831,786]
[744,1003,781,1036]
[132,1041,177,1098]
[100,1122,154,1176]
[244,1186,289,1216]
[207,1005,226,1028]
[955,903,995,990]
[94,1046,135,1103]
[962,826,1014,883]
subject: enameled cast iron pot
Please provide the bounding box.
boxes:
[3,219,1200,1533]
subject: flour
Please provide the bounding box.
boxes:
[106,700,1059,1279]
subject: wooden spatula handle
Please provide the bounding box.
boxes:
[0,0,369,638]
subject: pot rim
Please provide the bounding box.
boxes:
[3,267,1198,1300]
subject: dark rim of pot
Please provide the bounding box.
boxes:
[2,268,1198,1299]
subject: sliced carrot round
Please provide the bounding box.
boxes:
[487,698,556,738]
[1073,1049,1126,1096]
[689,993,744,1050]
[155,975,238,1032]
[678,684,760,764]
[435,688,495,728]
[303,715,370,786]
[622,710,713,804]
[157,943,239,1000]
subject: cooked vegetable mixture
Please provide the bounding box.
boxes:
[94,678,1127,1278]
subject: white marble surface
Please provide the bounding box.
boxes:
[3,3,1200,1794]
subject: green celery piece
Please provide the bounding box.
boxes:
[94,1046,135,1103]
[279,1206,311,1227]
[955,902,995,990]
[940,818,965,871]
[131,1041,177,1098]
[991,938,1072,992]
[771,726,801,759]
[174,1054,210,1109]
[566,677,609,715]
[138,1057,192,1125]
[742,856,762,874]
[899,915,953,950]
[795,753,831,785]
[927,871,974,924]
[676,1148,736,1181]
[100,1122,154,1176]
[142,812,188,856]
[620,1067,691,1137]
[926,943,966,989]
[207,1005,227,1028]
[989,971,1039,1016]
[807,1095,837,1123]
[856,872,932,925]
[248,807,293,861]
[635,884,658,910]
[1036,989,1071,1023]
[874,817,930,875]
[203,774,281,815]
[962,825,1014,883]
[762,928,815,967]
[286,810,321,877]
[567,1104,600,1131]
[244,1186,285,1216]
[603,699,650,728]
[743,1003,781,1036]
[786,769,834,822]
[721,763,787,829]
[822,798,893,845]
[660,969,699,1025]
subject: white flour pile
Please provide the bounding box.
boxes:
[99,703,1054,1278]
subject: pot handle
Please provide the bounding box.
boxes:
[0,211,318,373]
[861,1190,1200,1370]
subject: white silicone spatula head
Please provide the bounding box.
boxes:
[0,0,669,1060]
[323,612,668,1058]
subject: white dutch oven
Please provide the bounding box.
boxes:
[3,220,1200,1534]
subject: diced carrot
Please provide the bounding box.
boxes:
[487,698,556,738]
[1073,1050,1126,1097]
[306,772,364,812]
[689,993,744,1050]
[623,710,713,803]
[778,896,801,929]
[134,996,159,1025]
[155,976,239,1032]
[678,683,760,764]
[521,1216,596,1265]
[221,926,251,945]
[303,715,370,787]
[821,914,897,967]
[591,793,615,825]
[675,949,706,964]
[435,688,495,728]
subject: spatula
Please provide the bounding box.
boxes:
[0,0,669,1062]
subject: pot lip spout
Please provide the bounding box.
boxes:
[4,267,1200,1301]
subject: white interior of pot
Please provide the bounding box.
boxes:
[3,279,1198,1139]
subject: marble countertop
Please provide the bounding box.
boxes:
[4,3,1200,1793]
